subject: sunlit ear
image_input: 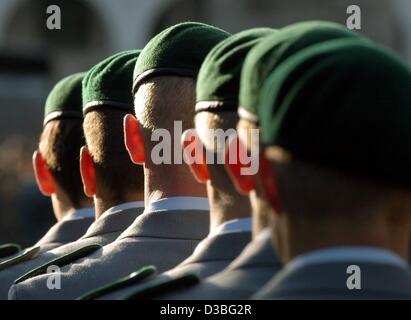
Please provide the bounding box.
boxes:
[32,150,56,196]
[181,129,209,183]
[124,114,145,164]
[259,152,281,214]
[80,146,96,197]
[224,135,256,194]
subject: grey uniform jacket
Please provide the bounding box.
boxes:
[0,212,94,263]
[253,259,411,300]
[8,208,209,300]
[94,230,252,300]
[0,206,142,300]
[34,216,95,253]
[151,228,281,300]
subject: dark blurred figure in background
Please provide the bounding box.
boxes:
[0,53,54,247]
[0,138,53,246]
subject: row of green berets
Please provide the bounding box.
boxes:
[1,20,411,300]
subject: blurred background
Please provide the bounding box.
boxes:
[0,0,411,247]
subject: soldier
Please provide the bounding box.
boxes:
[8,22,229,300]
[31,73,94,252]
[1,51,145,298]
[147,21,365,300]
[78,28,273,300]
[112,21,363,301]
[198,21,363,299]
[253,39,411,299]
[0,74,94,261]
[1,73,94,261]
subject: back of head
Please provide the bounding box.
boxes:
[195,28,273,190]
[82,51,144,207]
[258,39,411,258]
[134,76,196,138]
[191,28,275,232]
[40,120,86,209]
[260,39,411,189]
[83,110,143,204]
[133,22,231,159]
[40,73,88,209]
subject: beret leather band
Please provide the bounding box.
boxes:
[132,67,195,94]
[43,110,83,126]
[83,100,134,115]
[195,100,238,114]
[237,106,259,123]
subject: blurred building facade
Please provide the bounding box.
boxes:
[0,0,410,245]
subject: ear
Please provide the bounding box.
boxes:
[80,145,96,197]
[124,114,145,164]
[224,135,256,194]
[32,150,56,196]
[181,129,209,183]
[259,151,281,214]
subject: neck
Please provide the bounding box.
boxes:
[51,187,94,221]
[50,185,91,221]
[143,163,207,207]
[279,214,410,263]
[51,194,74,221]
[250,189,274,239]
[207,181,251,232]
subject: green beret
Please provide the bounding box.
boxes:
[259,39,411,187]
[44,72,85,126]
[195,28,275,113]
[82,50,141,114]
[239,20,362,122]
[132,22,230,93]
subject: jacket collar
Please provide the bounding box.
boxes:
[288,246,408,272]
[35,216,95,246]
[256,258,411,299]
[209,217,252,237]
[227,228,281,270]
[145,197,209,212]
[101,201,145,217]
[117,204,209,241]
[81,203,144,239]
[180,231,252,266]
[62,208,95,221]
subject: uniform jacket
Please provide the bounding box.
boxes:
[91,229,252,299]
[0,203,143,299]
[253,247,411,300]
[8,198,209,300]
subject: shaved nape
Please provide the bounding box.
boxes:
[83,109,144,204]
[134,76,196,134]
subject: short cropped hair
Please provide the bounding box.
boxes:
[39,119,87,208]
[195,111,239,190]
[134,76,196,134]
[83,109,144,203]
